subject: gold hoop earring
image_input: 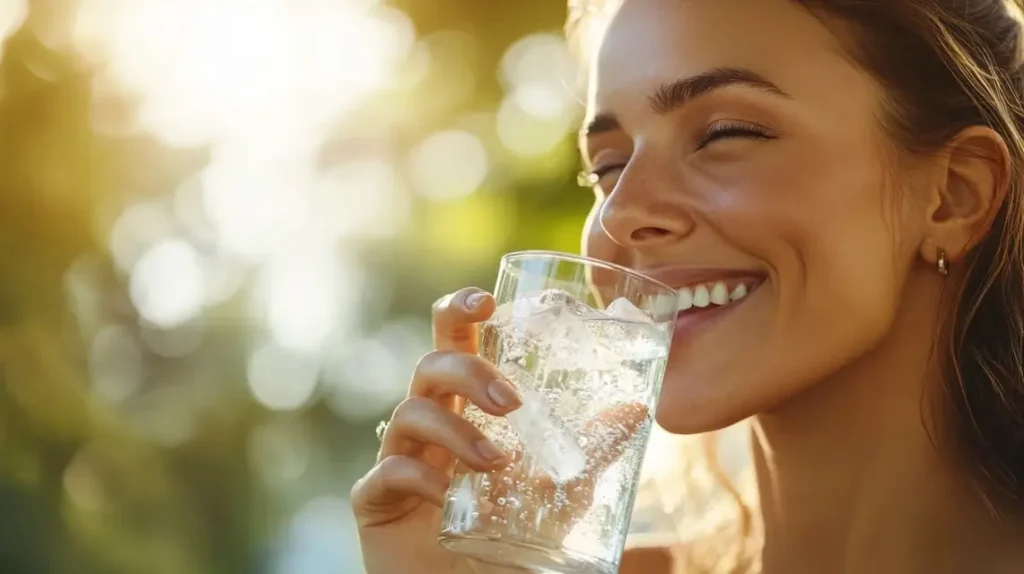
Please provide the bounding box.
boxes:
[937,250,950,278]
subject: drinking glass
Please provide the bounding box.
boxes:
[438,251,678,574]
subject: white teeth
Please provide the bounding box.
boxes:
[677,287,694,311]
[710,282,729,305]
[730,283,748,301]
[692,284,711,308]
[677,281,754,312]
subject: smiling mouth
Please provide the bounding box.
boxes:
[676,277,764,313]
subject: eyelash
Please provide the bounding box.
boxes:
[582,122,774,187]
[695,122,773,149]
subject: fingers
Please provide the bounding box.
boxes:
[431,288,495,352]
[409,350,522,415]
[583,401,650,475]
[379,397,510,470]
[351,455,452,527]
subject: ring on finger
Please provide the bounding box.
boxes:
[375,419,390,442]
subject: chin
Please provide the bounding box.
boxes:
[653,370,759,435]
[651,349,778,433]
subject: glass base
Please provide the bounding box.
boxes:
[438,533,616,574]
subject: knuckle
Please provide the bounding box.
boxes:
[378,455,417,484]
[391,396,432,422]
[463,354,494,378]
[349,476,368,501]
[414,349,456,376]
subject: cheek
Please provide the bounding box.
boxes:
[658,150,912,431]
[719,135,910,293]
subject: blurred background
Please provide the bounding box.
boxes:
[0,0,619,572]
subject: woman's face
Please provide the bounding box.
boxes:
[582,0,930,432]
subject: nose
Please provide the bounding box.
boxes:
[599,163,695,248]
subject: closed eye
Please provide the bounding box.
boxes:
[696,122,774,150]
[580,122,775,188]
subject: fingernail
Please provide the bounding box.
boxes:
[465,293,487,309]
[488,379,522,410]
[475,439,507,462]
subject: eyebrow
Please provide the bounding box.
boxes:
[582,67,791,138]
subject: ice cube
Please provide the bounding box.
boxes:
[605,297,653,324]
[535,289,600,319]
[489,289,602,349]
[505,389,587,483]
[495,289,602,322]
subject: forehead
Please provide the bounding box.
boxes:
[590,0,865,112]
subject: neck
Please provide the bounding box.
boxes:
[751,272,1023,574]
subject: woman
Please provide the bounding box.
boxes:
[352,0,1024,572]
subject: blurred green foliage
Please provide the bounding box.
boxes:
[0,0,592,572]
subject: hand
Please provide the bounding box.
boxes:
[351,288,648,574]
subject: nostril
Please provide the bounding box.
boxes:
[630,227,672,242]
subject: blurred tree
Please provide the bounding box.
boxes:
[0,0,594,572]
[0,3,259,573]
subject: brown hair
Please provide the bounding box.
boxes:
[568,0,1024,569]
[792,0,1024,514]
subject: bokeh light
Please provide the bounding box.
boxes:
[322,319,431,422]
[248,418,312,487]
[496,34,582,157]
[247,342,321,411]
[109,203,176,273]
[408,130,490,201]
[273,496,363,574]
[416,30,479,118]
[129,239,207,328]
[312,159,412,239]
[89,324,146,403]
[261,241,362,352]
[497,94,577,157]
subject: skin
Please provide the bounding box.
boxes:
[353,0,1024,572]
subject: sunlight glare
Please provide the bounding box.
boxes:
[200,143,314,261]
[75,0,415,147]
[0,0,26,48]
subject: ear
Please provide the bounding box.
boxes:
[919,125,1010,268]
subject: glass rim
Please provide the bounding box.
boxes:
[501,250,677,296]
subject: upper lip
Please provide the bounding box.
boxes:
[640,266,768,290]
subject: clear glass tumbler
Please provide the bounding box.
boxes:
[438,251,678,574]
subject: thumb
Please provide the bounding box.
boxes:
[431,288,495,353]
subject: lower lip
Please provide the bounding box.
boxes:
[672,292,754,343]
